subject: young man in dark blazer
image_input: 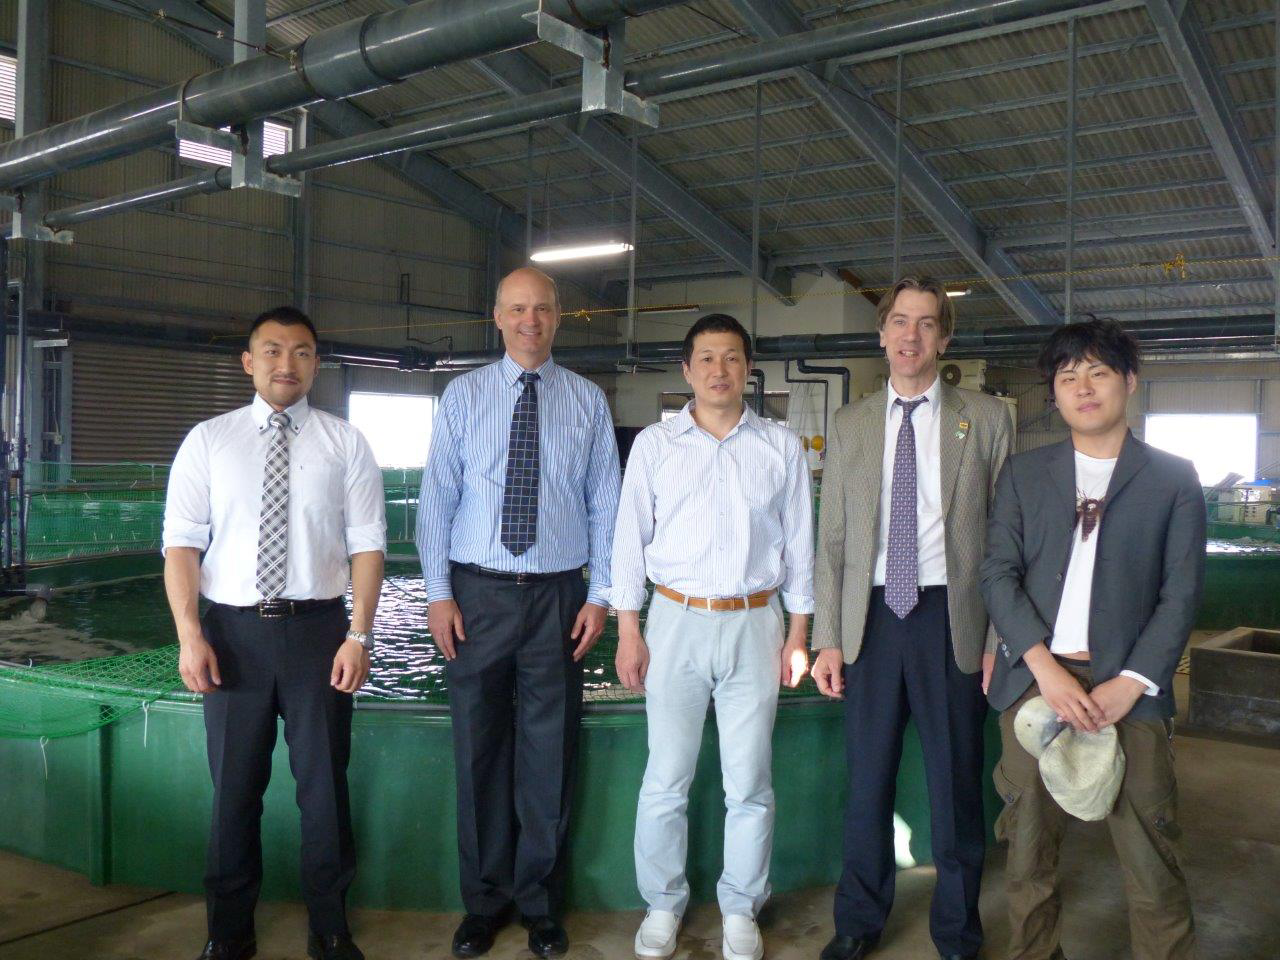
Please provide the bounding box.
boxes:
[981,319,1205,960]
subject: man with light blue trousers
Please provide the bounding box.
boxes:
[613,313,814,960]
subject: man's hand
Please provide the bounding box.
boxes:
[330,637,371,694]
[178,630,221,694]
[781,638,809,688]
[982,652,995,695]
[428,599,466,661]
[570,602,608,662]
[812,648,845,699]
[1090,675,1146,727]
[615,618,650,693]
[1025,647,1103,733]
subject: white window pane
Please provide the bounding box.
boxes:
[178,138,232,167]
[348,392,436,468]
[1145,413,1257,485]
[263,120,292,157]
[0,55,15,123]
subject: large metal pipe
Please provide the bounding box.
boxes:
[797,359,851,406]
[38,0,1106,229]
[0,0,683,189]
[44,169,232,229]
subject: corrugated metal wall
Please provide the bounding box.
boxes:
[987,359,1280,475]
[71,342,248,462]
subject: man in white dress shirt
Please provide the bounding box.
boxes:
[613,313,814,960]
[163,306,386,960]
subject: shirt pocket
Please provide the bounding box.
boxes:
[545,423,591,487]
[294,456,344,517]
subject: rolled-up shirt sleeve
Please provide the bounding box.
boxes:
[583,389,621,608]
[779,434,815,614]
[163,425,212,554]
[344,429,387,556]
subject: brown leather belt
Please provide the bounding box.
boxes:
[654,584,774,612]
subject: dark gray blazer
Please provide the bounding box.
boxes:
[981,432,1206,721]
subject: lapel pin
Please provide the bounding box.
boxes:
[956,418,970,439]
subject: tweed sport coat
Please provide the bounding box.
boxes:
[812,383,1012,674]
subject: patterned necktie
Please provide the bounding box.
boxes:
[885,397,927,620]
[255,411,291,600]
[500,371,540,556]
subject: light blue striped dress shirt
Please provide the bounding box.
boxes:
[416,354,621,607]
[611,402,815,614]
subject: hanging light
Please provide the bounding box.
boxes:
[529,241,633,263]
[946,288,971,298]
[637,303,701,315]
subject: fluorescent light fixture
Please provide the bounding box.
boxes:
[530,241,633,263]
[946,288,970,298]
[637,303,701,315]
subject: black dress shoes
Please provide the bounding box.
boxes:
[307,932,366,960]
[452,914,502,958]
[521,915,569,958]
[938,954,979,960]
[196,939,256,960]
[819,934,880,960]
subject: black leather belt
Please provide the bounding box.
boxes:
[219,597,344,619]
[452,562,580,585]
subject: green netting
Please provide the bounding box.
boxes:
[18,462,422,563]
[0,645,182,739]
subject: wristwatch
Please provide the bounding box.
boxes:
[347,629,374,652]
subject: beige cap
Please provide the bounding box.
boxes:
[1014,696,1127,822]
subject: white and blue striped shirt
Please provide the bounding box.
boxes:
[611,401,815,613]
[416,354,621,607]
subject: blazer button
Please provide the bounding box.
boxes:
[1056,573,1063,581]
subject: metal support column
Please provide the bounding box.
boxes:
[231,0,266,189]
[892,53,904,280]
[292,109,312,312]
[751,81,762,344]
[625,129,639,364]
[1065,18,1077,323]
[12,0,49,296]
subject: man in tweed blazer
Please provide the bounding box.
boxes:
[811,277,1012,960]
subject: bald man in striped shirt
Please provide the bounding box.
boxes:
[613,313,815,960]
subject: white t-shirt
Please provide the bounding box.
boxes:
[1051,449,1158,695]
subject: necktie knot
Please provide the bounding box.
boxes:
[268,411,291,431]
[519,371,540,386]
[895,397,927,420]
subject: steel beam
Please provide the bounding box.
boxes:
[472,49,791,302]
[1144,0,1274,255]
[727,0,1060,325]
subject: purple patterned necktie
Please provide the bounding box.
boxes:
[885,397,927,619]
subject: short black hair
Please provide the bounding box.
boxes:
[682,313,753,366]
[1036,317,1140,384]
[248,305,318,347]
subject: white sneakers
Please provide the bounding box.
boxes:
[635,909,681,959]
[634,910,764,960]
[722,914,764,960]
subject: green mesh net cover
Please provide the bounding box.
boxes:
[0,645,183,740]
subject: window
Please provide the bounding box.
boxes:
[347,392,436,468]
[178,119,293,167]
[1145,413,1257,485]
[0,55,17,122]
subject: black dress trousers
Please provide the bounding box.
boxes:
[446,564,587,919]
[834,586,988,957]
[201,602,355,940]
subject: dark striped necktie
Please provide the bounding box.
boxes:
[500,371,540,556]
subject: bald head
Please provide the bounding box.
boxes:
[494,267,561,370]
[495,267,559,312]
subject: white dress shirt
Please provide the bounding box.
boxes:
[611,401,814,613]
[163,394,387,606]
[1052,450,1159,696]
[873,376,947,587]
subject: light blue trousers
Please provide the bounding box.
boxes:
[633,591,784,917]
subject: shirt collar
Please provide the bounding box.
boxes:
[252,393,309,434]
[674,399,758,438]
[886,375,941,421]
[501,353,557,388]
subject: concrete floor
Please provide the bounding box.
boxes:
[2,668,1278,960]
